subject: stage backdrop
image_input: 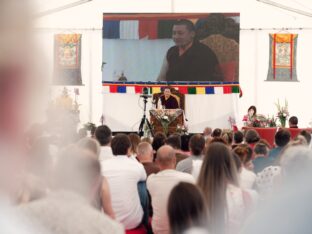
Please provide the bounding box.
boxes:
[101,13,240,132]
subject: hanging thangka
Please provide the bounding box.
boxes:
[53,34,83,85]
[267,33,298,81]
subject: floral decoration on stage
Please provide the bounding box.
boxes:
[275,99,289,127]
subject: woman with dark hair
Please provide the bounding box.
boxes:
[128,133,141,160]
[198,142,256,234]
[168,182,208,234]
[243,105,257,126]
[151,132,166,160]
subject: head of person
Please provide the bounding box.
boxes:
[165,133,182,150]
[137,142,153,163]
[245,129,260,144]
[163,87,172,99]
[111,133,131,156]
[189,134,205,157]
[128,133,141,155]
[254,142,269,157]
[299,130,311,145]
[94,125,112,146]
[289,116,298,128]
[172,19,195,48]
[233,144,254,170]
[248,105,257,117]
[168,182,208,234]
[152,132,167,152]
[211,128,222,138]
[222,131,233,146]
[76,137,101,159]
[275,129,291,147]
[156,145,176,170]
[197,142,239,234]
[233,130,244,144]
[203,127,212,136]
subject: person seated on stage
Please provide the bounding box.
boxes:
[243,105,257,126]
[157,87,179,109]
[289,116,298,128]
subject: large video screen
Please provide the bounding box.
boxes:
[102,13,239,83]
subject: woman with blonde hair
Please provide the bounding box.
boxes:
[198,142,256,234]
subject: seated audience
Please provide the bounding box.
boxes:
[268,128,291,162]
[198,142,257,234]
[77,137,115,219]
[245,129,260,149]
[128,133,141,160]
[252,142,272,174]
[299,130,311,145]
[233,144,257,189]
[137,142,160,176]
[18,147,123,234]
[176,134,205,179]
[211,128,222,138]
[152,132,167,160]
[203,127,212,141]
[147,145,195,234]
[165,134,189,163]
[95,125,114,161]
[101,134,146,230]
[222,130,233,146]
[167,182,208,234]
[232,130,244,149]
[288,116,298,128]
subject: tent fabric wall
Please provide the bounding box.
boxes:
[34,0,312,129]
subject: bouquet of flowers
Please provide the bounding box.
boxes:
[275,99,289,127]
[267,115,277,127]
[160,115,170,135]
[176,124,188,135]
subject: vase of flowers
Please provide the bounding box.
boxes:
[275,99,289,127]
[267,115,277,127]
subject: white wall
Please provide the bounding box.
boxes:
[34,0,312,130]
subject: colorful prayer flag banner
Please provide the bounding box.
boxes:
[102,83,240,95]
[53,34,83,86]
[267,33,298,81]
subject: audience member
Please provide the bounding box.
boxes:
[137,142,160,176]
[128,133,141,160]
[176,134,205,179]
[245,129,260,148]
[253,142,272,174]
[222,130,233,146]
[76,137,115,219]
[152,132,167,160]
[268,128,291,162]
[299,130,311,145]
[198,142,257,234]
[211,128,222,138]
[101,134,146,230]
[233,144,257,189]
[165,134,189,163]
[95,125,114,161]
[168,182,208,234]
[232,130,244,149]
[147,145,195,234]
[288,116,298,128]
[203,127,212,141]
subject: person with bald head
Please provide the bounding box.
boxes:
[147,145,195,234]
[137,142,160,176]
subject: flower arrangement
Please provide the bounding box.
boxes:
[275,99,289,127]
[160,115,170,135]
[83,122,96,131]
[267,115,277,127]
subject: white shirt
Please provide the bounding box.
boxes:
[99,146,114,162]
[101,156,146,230]
[240,167,257,189]
[147,169,195,234]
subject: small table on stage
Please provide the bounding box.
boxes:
[150,109,184,135]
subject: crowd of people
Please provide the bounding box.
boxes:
[1,121,311,234]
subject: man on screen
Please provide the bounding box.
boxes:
[157,19,222,82]
[157,87,179,109]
